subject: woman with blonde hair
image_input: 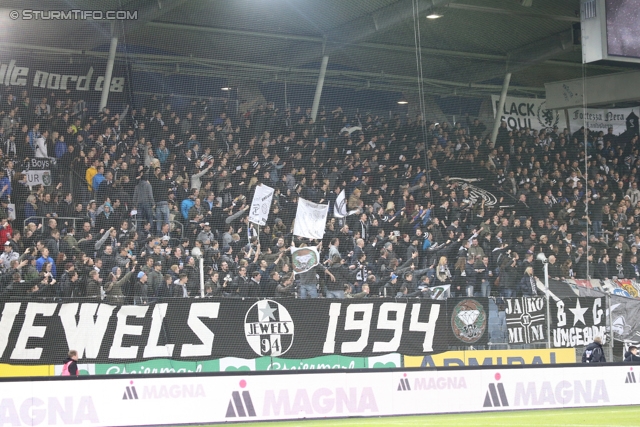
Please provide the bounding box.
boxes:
[247,176,259,192]
[435,256,452,285]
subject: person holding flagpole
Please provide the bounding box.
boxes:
[291,241,336,299]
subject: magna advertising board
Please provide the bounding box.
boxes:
[0,365,635,426]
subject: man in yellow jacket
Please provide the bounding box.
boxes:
[85,158,99,192]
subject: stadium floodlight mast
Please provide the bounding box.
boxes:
[536,252,552,349]
[191,246,205,298]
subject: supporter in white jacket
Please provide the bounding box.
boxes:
[35,130,49,158]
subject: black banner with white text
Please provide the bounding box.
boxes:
[0,56,130,108]
[505,297,547,345]
[549,297,609,348]
[0,298,490,364]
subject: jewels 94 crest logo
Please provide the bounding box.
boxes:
[244,299,294,356]
[451,299,487,344]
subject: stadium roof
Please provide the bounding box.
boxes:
[0,0,637,97]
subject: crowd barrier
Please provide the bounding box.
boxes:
[0,364,636,426]
[23,217,185,239]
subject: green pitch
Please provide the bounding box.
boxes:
[176,406,640,427]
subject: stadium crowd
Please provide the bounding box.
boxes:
[0,86,638,303]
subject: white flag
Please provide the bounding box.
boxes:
[428,285,451,300]
[334,190,348,218]
[248,184,274,226]
[6,204,15,221]
[293,197,329,240]
[291,246,320,274]
[333,190,360,218]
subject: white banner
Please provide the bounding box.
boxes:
[567,107,636,135]
[293,198,328,240]
[290,246,320,274]
[22,157,53,188]
[493,95,640,135]
[248,184,274,226]
[25,170,52,188]
[1,365,637,425]
[491,95,561,131]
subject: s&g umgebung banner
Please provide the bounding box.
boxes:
[549,296,608,348]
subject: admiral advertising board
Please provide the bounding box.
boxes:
[403,349,576,367]
[0,365,636,426]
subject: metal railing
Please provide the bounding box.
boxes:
[145,219,184,239]
[24,216,85,232]
[23,216,185,239]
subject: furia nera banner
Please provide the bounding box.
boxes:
[0,298,489,365]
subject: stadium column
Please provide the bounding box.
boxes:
[490,72,512,143]
[199,256,205,298]
[310,55,329,122]
[543,260,551,350]
[606,293,614,362]
[99,23,119,113]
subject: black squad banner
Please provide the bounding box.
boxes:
[504,297,547,344]
[0,298,489,365]
[549,297,608,348]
